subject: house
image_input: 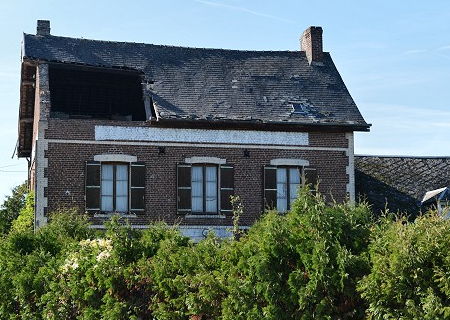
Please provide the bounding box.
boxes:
[355,155,450,217]
[18,20,370,239]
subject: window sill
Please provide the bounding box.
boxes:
[185,214,226,219]
[94,213,137,218]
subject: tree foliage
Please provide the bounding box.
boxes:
[0,181,28,234]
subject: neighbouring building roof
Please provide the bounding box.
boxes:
[355,155,450,217]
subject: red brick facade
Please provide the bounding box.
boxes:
[40,119,351,228]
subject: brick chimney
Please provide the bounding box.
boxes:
[300,26,323,65]
[37,20,51,36]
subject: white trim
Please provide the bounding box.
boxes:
[185,214,226,219]
[185,156,226,164]
[93,213,137,218]
[270,158,309,166]
[46,139,347,152]
[95,125,309,146]
[94,154,137,162]
[35,121,48,229]
[346,132,355,202]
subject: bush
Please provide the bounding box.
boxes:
[358,213,450,319]
[0,209,93,320]
[222,187,373,319]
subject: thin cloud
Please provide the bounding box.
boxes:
[402,49,427,55]
[194,0,292,23]
[438,45,450,51]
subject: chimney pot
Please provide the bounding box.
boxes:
[300,26,323,65]
[37,20,51,36]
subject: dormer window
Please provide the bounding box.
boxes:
[292,102,310,115]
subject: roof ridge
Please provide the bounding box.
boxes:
[23,32,300,54]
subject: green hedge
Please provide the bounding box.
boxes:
[1,186,449,319]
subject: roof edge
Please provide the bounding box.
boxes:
[154,117,371,132]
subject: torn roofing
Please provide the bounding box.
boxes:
[21,33,369,130]
[355,155,450,216]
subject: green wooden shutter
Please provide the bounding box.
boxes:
[85,161,101,213]
[264,166,277,210]
[220,165,234,215]
[177,164,192,214]
[304,167,318,194]
[130,162,145,213]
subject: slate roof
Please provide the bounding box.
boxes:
[21,33,369,130]
[355,155,450,216]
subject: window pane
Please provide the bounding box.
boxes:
[277,168,287,198]
[102,164,113,181]
[289,168,300,184]
[116,165,128,196]
[116,164,128,181]
[191,166,203,212]
[277,197,287,213]
[115,165,128,212]
[277,168,287,212]
[101,164,114,211]
[101,195,113,211]
[205,167,217,198]
[116,196,128,212]
[289,168,301,205]
[205,166,217,213]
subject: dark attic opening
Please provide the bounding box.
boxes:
[49,65,146,121]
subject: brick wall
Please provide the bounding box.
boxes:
[43,119,350,227]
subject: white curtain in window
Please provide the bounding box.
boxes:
[191,166,203,212]
[101,164,114,211]
[115,165,128,212]
[205,166,217,213]
[289,168,301,207]
[277,168,287,213]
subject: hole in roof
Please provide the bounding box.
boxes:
[49,65,146,121]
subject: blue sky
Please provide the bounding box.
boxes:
[1,0,450,201]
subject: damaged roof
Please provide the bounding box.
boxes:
[21,32,369,130]
[355,155,450,216]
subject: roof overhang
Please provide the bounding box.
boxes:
[152,117,371,133]
[17,59,38,158]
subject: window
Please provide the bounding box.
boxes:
[85,161,145,214]
[177,163,234,215]
[101,164,128,212]
[264,165,317,213]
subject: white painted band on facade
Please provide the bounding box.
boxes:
[95,125,309,146]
